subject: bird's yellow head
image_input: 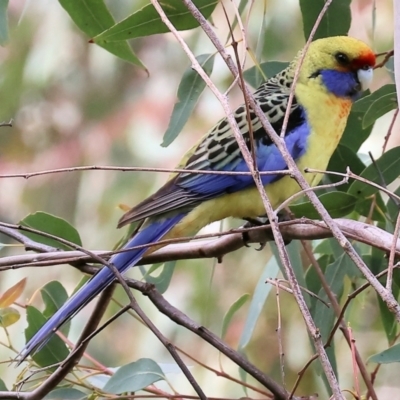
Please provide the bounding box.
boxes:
[297,36,376,100]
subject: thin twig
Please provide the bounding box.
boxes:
[0,165,290,179]
[274,279,286,388]
[374,49,394,69]
[382,108,399,153]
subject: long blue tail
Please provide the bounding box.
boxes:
[19,214,185,362]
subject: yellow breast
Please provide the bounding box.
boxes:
[167,82,352,239]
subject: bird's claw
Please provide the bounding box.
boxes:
[241,212,292,248]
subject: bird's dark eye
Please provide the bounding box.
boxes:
[335,52,350,65]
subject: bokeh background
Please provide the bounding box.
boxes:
[0,0,398,398]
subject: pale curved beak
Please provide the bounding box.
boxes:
[357,67,373,91]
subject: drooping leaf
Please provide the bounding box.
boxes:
[238,253,279,350]
[0,307,20,327]
[341,107,374,152]
[40,281,70,337]
[24,306,69,367]
[40,281,69,319]
[363,93,398,128]
[370,244,387,276]
[162,54,215,147]
[299,0,351,41]
[378,285,399,344]
[0,0,9,45]
[221,294,250,339]
[305,254,332,311]
[354,193,386,222]
[20,211,82,250]
[93,0,219,43]
[313,254,351,340]
[290,192,357,219]
[0,278,26,308]
[59,0,145,68]
[272,241,310,305]
[326,144,366,191]
[352,84,397,128]
[44,388,88,400]
[369,343,400,364]
[0,379,7,391]
[348,146,400,199]
[103,358,165,394]
[141,261,176,294]
[385,184,400,224]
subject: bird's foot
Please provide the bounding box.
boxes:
[242,212,292,250]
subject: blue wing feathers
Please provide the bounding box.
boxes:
[19,214,185,361]
[19,99,310,362]
[181,120,310,194]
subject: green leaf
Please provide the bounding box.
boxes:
[326,144,366,191]
[348,146,400,199]
[142,261,176,294]
[93,0,219,43]
[290,192,357,219]
[341,108,374,152]
[44,388,88,400]
[362,93,398,128]
[238,253,279,350]
[162,54,215,147]
[369,343,400,364]
[370,245,387,275]
[40,281,70,337]
[0,0,9,45]
[313,254,351,340]
[378,285,399,344]
[0,379,8,391]
[305,254,332,311]
[352,84,397,128]
[354,193,386,223]
[0,307,20,327]
[25,306,69,367]
[59,0,145,68]
[299,0,351,41]
[41,281,69,319]
[272,241,310,305]
[386,184,400,224]
[20,211,82,250]
[221,294,249,339]
[103,358,165,394]
[353,85,395,112]
[243,61,289,88]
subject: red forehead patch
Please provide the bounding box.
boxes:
[351,51,376,69]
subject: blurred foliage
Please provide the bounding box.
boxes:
[0,0,399,399]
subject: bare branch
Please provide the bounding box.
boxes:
[1,219,399,271]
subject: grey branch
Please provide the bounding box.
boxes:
[0,218,397,271]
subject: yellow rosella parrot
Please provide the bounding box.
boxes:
[20,36,375,360]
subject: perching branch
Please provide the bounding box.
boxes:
[0,218,399,272]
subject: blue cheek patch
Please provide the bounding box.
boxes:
[320,69,360,100]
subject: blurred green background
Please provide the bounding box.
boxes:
[0,0,398,397]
